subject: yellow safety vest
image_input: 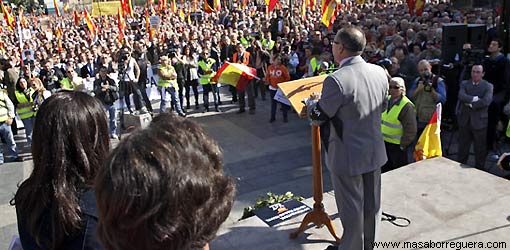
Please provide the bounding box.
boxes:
[0,93,9,122]
[506,121,510,138]
[240,36,251,47]
[381,95,414,145]
[262,39,275,50]
[15,89,35,120]
[60,78,73,90]
[158,65,178,89]
[198,58,217,85]
[310,57,321,75]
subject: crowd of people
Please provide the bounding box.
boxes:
[0,0,509,249]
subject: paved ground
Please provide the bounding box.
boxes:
[0,86,509,249]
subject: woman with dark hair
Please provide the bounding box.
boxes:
[182,45,200,110]
[12,91,109,249]
[95,113,235,250]
[14,78,35,145]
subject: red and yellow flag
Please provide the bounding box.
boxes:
[53,0,61,17]
[187,8,191,24]
[171,0,177,13]
[1,1,15,29]
[321,0,336,27]
[18,7,27,29]
[414,104,442,161]
[302,0,306,21]
[55,27,63,52]
[415,0,424,16]
[265,0,278,13]
[73,10,80,26]
[309,0,315,10]
[118,8,126,43]
[211,62,259,92]
[406,0,415,16]
[63,2,69,12]
[179,8,185,20]
[83,8,96,39]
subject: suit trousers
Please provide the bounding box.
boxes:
[238,81,256,110]
[458,124,487,169]
[330,168,381,250]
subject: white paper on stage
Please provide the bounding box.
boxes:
[274,88,291,106]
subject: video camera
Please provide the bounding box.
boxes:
[376,58,392,71]
[462,48,485,66]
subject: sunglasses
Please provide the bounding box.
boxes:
[389,86,400,90]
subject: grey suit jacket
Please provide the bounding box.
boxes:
[457,79,493,130]
[311,56,389,177]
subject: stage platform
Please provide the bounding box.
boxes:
[211,157,510,250]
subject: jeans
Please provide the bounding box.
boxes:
[202,84,219,108]
[21,117,34,145]
[104,104,117,136]
[160,86,184,115]
[0,122,18,164]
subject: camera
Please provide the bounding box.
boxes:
[376,58,392,71]
[462,48,485,66]
[421,71,433,92]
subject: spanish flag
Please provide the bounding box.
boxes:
[73,10,80,26]
[415,0,424,16]
[414,104,442,161]
[179,8,185,20]
[83,8,96,39]
[204,0,215,13]
[302,0,306,21]
[53,0,60,17]
[211,62,259,92]
[265,0,278,13]
[63,2,69,12]
[55,27,63,52]
[171,0,177,13]
[321,0,336,27]
[309,0,315,10]
[187,8,191,24]
[406,0,414,16]
[1,1,15,29]
[118,8,126,43]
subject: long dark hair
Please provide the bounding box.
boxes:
[12,90,110,249]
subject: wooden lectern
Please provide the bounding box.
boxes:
[278,75,341,242]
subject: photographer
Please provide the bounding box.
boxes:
[409,60,446,134]
[118,47,147,114]
[38,59,62,92]
[93,66,119,139]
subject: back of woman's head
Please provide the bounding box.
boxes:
[14,90,109,248]
[95,113,235,250]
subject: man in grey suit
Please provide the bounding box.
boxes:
[457,64,493,169]
[306,27,389,250]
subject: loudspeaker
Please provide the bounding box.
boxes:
[442,24,468,64]
[467,24,487,49]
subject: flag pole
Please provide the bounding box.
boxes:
[289,125,341,242]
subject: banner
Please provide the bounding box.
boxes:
[92,1,122,16]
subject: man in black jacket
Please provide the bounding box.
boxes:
[483,39,510,154]
[94,66,119,139]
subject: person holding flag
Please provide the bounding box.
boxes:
[381,77,417,173]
